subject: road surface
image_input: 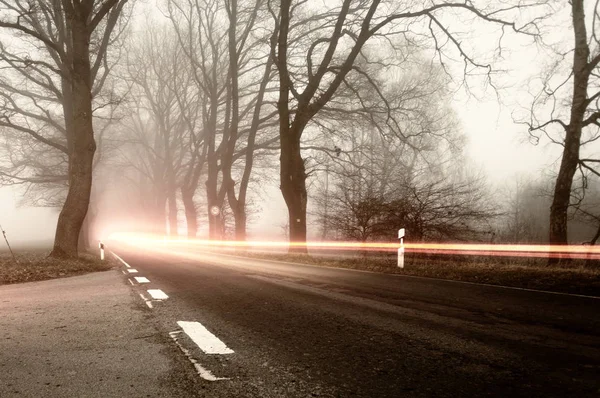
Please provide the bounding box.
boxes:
[111,242,600,397]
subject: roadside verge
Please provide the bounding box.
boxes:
[0,250,112,285]
[222,251,600,297]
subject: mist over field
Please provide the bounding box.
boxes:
[0,187,56,248]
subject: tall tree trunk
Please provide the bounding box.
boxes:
[280,128,308,253]
[78,214,90,252]
[78,206,97,251]
[226,56,273,243]
[227,193,246,241]
[206,179,219,238]
[205,91,222,239]
[50,16,95,259]
[274,1,307,253]
[549,0,589,263]
[181,187,198,238]
[234,210,246,241]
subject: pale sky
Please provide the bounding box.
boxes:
[458,96,556,182]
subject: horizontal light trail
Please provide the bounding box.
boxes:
[177,321,234,355]
[108,232,600,260]
[134,276,150,284]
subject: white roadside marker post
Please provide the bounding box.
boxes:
[398,228,405,268]
[99,241,105,261]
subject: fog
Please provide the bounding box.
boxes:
[0,0,597,254]
[0,187,57,248]
[0,95,553,246]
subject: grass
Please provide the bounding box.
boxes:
[0,250,114,285]
[236,251,600,297]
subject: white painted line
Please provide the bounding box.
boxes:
[121,270,127,275]
[168,331,228,381]
[111,252,131,268]
[127,269,138,273]
[147,289,168,300]
[134,277,150,284]
[128,279,134,286]
[177,321,234,355]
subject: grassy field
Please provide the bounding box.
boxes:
[237,251,600,297]
[0,249,113,285]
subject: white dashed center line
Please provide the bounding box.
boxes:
[177,321,234,355]
[134,277,150,284]
[147,289,168,300]
[127,269,138,273]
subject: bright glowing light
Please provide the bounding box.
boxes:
[107,232,600,260]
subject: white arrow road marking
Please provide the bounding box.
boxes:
[169,331,228,381]
[127,269,138,273]
[177,321,234,355]
[147,289,168,300]
[134,277,150,284]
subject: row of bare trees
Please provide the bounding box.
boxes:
[1,0,599,259]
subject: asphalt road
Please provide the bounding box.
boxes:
[112,242,600,397]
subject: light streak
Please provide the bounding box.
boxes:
[108,232,600,260]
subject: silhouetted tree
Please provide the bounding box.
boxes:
[0,0,131,258]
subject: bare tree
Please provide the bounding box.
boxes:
[167,0,233,239]
[168,0,280,240]
[526,0,600,259]
[115,23,196,236]
[222,0,279,240]
[0,0,131,257]
[313,122,496,243]
[269,0,539,252]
